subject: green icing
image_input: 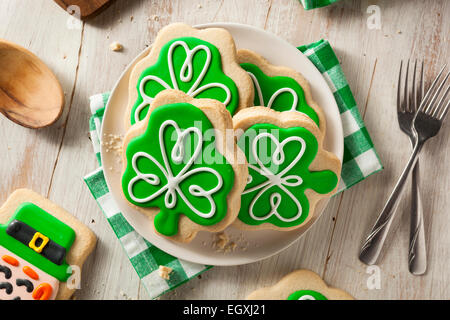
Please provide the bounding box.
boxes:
[287,290,328,300]
[237,124,338,228]
[241,62,320,126]
[131,37,240,125]
[0,202,75,282]
[122,103,235,236]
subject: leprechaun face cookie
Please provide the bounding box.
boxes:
[121,90,248,243]
[247,269,354,300]
[233,107,341,231]
[0,189,96,300]
[238,49,326,134]
[126,23,254,128]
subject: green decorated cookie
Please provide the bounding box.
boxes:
[126,23,254,128]
[122,90,248,243]
[287,290,328,300]
[247,269,354,300]
[241,62,319,125]
[233,107,340,231]
[238,49,326,133]
[0,189,96,300]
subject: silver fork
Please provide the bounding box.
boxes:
[397,60,427,275]
[359,65,450,266]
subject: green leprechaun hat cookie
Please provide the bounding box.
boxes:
[125,23,254,128]
[247,269,354,300]
[0,202,75,282]
[0,189,96,300]
[238,49,326,135]
[233,107,341,231]
[121,90,248,243]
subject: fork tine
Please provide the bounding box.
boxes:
[412,60,417,112]
[418,64,447,114]
[439,100,450,121]
[397,61,404,112]
[405,59,410,112]
[432,85,450,118]
[420,61,424,103]
[425,70,450,115]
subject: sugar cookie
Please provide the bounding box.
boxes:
[247,269,354,300]
[0,189,96,300]
[238,48,326,134]
[121,90,248,243]
[126,23,254,128]
[233,107,340,231]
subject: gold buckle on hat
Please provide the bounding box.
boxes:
[28,232,49,253]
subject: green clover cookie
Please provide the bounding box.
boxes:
[131,37,240,125]
[237,123,338,228]
[122,102,235,237]
[241,62,320,126]
[287,290,328,300]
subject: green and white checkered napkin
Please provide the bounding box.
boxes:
[300,0,341,10]
[83,39,382,300]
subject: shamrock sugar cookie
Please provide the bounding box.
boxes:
[233,107,341,231]
[125,23,254,128]
[238,49,326,134]
[0,189,96,300]
[121,90,248,243]
[247,269,354,300]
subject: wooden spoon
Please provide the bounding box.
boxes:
[0,39,64,129]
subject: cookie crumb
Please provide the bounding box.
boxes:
[197,4,203,9]
[101,134,123,155]
[158,265,173,280]
[212,232,239,253]
[149,14,160,22]
[110,41,123,52]
[214,232,229,250]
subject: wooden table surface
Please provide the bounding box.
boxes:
[0,0,448,300]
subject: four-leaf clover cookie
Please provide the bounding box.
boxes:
[121,90,248,243]
[125,23,254,128]
[233,107,341,231]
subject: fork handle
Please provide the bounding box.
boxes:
[359,143,423,265]
[408,160,427,275]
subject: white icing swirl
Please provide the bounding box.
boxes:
[128,120,223,218]
[247,71,298,111]
[242,132,306,223]
[134,41,232,123]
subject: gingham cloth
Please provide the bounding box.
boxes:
[83,39,382,300]
[300,0,341,10]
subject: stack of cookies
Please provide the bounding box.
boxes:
[120,23,341,243]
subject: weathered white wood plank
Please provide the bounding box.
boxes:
[47,0,155,300]
[1,0,449,300]
[321,0,450,300]
[0,0,81,202]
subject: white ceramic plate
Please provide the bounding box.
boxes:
[101,23,343,266]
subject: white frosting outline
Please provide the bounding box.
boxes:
[298,295,316,300]
[134,40,232,123]
[128,119,223,219]
[242,132,306,223]
[247,71,298,111]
